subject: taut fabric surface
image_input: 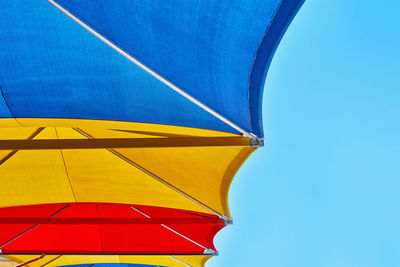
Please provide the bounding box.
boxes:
[0,0,304,265]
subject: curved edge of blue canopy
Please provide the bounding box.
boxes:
[249,0,305,137]
[0,0,305,139]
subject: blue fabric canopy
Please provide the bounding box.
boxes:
[0,0,303,137]
[0,94,11,118]
[0,1,232,133]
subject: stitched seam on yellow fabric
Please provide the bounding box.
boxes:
[55,128,77,202]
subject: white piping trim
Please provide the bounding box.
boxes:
[47,0,253,138]
[168,255,192,267]
[130,207,216,255]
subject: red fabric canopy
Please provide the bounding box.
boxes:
[0,203,225,255]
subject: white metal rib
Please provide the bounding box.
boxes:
[0,205,70,248]
[168,255,192,267]
[73,128,231,222]
[130,206,150,219]
[0,224,41,249]
[47,0,253,138]
[130,206,216,255]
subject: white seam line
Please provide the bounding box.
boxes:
[47,0,253,138]
[0,205,70,248]
[130,206,215,254]
[72,128,230,222]
[168,255,192,267]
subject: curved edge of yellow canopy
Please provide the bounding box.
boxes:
[219,146,255,218]
[0,118,258,219]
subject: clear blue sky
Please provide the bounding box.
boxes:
[209,0,400,266]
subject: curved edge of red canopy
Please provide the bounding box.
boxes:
[0,203,225,255]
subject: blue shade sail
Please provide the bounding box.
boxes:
[0,0,303,136]
[0,90,11,118]
[49,0,304,137]
[0,1,235,133]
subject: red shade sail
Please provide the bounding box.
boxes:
[0,203,225,255]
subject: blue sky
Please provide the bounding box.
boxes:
[209,0,400,266]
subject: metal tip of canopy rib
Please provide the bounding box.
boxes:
[250,136,264,147]
[203,249,218,256]
[224,218,233,225]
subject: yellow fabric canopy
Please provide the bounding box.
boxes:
[0,119,256,219]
